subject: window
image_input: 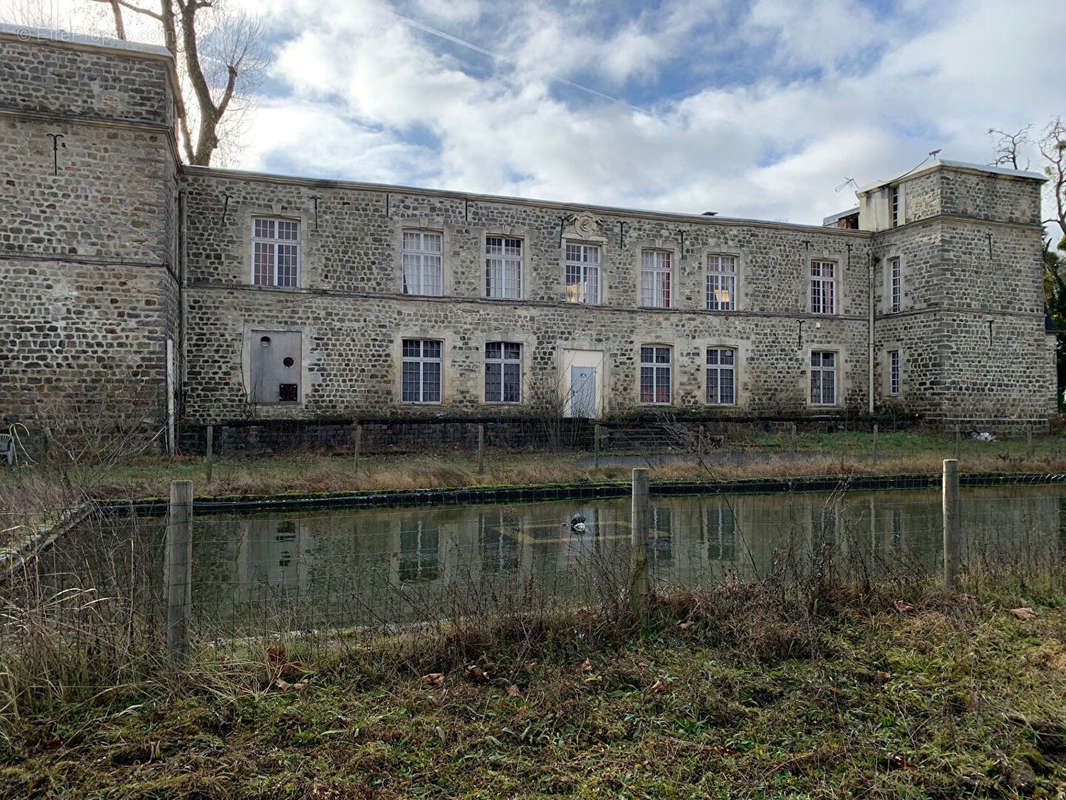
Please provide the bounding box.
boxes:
[401,339,442,403]
[810,351,836,405]
[640,345,671,404]
[402,231,442,296]
[564,243,600,304]
[641,250,672,308]
[485,342,521,403]
[891,186,899,227]
[706,348,736,405]
[252,218,299,287]
[889,350,900,396]
[889,256,901,313]
[250,331,301,403]
[810,260,836,314]
[486,237,522,299]
[706,254,736,310]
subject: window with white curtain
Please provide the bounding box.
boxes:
[810,260,836,314]
[564,243,600,304]
[486,237,522,299]
[402,231,442,296]
[252,218,299,287]
[641,250,672,308]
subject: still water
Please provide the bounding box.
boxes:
[184,485,1066,634]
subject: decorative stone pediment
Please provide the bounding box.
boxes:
[563,213,607,243]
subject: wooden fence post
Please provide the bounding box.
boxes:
[942,459,960,591]
[165,480,193,663]
[204,425,213,484]
[630,468,650,618]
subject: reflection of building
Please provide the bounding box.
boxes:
[1,26,1056,452]
[188,488,1063,630]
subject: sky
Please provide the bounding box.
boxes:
[5,0,1066,227]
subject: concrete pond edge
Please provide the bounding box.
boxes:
[98,470,1066,516]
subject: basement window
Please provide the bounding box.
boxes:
[250,331,301,403]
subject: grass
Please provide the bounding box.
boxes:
[2,581,1066,798]
[5,429,1064,502]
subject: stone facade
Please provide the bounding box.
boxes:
[0,26,1056,451]
[0,27,180,445]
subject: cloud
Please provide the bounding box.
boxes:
[7,0,1063,226]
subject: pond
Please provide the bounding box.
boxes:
[171,484,1066,636]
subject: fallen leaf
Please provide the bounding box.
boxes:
[874,670,893,682]
[465,664,491,682]
[267,646,287,664]
[1010,607,1037,621]
[506,684,521,698]
[893,600,916,613]
[421,673,445,686]
[275,678,291,691]
[578,658,593,673]
[649,677,668,693]
[678,621,694,630]
[887,753,918,771]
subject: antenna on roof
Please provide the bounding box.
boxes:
[929,148,942,159]
[834,177,858,193]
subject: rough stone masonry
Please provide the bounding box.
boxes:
[0,24,1056,452]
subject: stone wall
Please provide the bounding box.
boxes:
[0,31,174,126]
[0,29,180,448]
[180,168,874,424]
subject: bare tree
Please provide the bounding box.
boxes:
[1040,117,1066,247]
[987,125,1032,170]
[89,0,265,166]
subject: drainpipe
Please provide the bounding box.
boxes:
[868,253,875,415]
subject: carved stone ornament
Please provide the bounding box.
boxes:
[563,213,607,243]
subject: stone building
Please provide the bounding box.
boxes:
[0,25,1056,452]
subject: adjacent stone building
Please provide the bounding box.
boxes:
[0,25,1056,452]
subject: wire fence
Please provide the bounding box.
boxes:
[7,484,1064,644]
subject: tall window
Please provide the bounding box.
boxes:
[401,339,441,403]
[706,254,736,310]
[891,186,900,227]
[486,237,522,299]
[810,351,836,405]
[706,348,736,405]
[564,243,601,304]
[402,231,442,296]
[810,260,836,314]
[641,250,672,308]
[889,256,902,313]
[640,345,671,404]
[252,218,299,287]
[889,350,900,396]
[485,342,521,403]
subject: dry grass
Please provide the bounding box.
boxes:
[65,449,1066,502]
[3,581,1066,798]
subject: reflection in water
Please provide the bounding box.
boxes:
[186,486,1065,634]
